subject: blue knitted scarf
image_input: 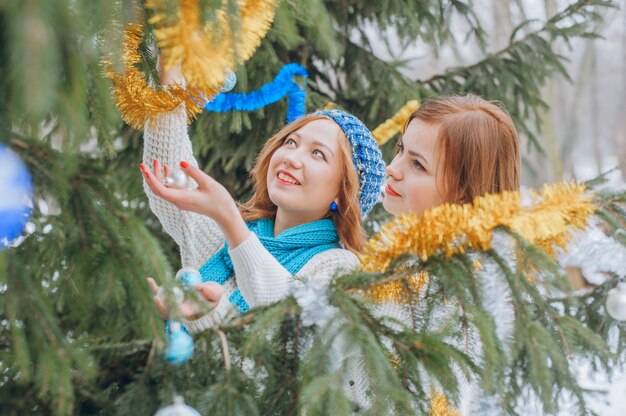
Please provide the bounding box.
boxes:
[199,217,340,313]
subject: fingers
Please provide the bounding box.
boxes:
[149,280,223,320]
[153,160,165,182]
[193,282,225,303]
[163,164,170,178]
[140,163,163,194]
[180,301,202,319]
[179,161,216,189]
[146,277,160,295]
[147,277,169,319]
[140,163,180,201]
[153,294,170,320]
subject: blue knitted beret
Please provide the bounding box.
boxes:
[314,109,386,216]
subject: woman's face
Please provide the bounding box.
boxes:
[382,118,448,216]
[267,118,344,223]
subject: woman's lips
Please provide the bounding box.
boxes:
[276,169,301,185]
[385,184,401,197]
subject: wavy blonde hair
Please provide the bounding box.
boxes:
[239,115,365,252]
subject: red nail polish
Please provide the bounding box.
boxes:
[153,160,158,168]
[180,161,189,169]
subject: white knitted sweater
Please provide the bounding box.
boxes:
[356,232,516,414]
[142,105,360,333]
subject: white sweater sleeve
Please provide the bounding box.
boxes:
[142,104,225,267]
[178,235,359,334]
[229,233,361,307]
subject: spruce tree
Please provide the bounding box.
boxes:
[0,0,624,415]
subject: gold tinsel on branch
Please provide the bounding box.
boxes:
[365,272,429,304]
[360,182,595,274]
[103,24,206,130]
[430,392,461,416]
[106,0,278,130]
[147,0,278,92]
[372,100,420,145]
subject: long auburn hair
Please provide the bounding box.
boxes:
[239,115,365,252]
[404,95,520,204]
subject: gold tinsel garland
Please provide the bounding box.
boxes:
[366,272,429,304]
[103,24,206,130]
[147,0,278,92]
[430,392,461,416]
[360,182,596,275]
[363,184,594,413]
[372,100,420,145]
[106,0,278,130]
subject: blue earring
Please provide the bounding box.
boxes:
[330,201,338,211]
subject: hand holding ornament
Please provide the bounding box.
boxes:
[140,160,250,247]
[147,275,224,321]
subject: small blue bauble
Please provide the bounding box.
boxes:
[175,267,202,287]
[165,322,194,365]
[0,144,33,249]
[220,68,237,92]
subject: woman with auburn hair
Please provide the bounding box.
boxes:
[376,95,520,414]
[383,94,520,216]
[140,68,385,333]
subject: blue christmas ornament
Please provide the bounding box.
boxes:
[220,68,237,92]
[175,267,202,287]
[165,322,194,365]
[0,144,33,249]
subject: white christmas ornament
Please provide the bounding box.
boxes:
[220,68,237,92]
[157,268,203,306]
[154,395,201,416]
[156,286,184,305]
[164,169,190,189]
[606,282,626,321]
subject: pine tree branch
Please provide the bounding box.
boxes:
[216,329,231,371]
[418,0,610,86]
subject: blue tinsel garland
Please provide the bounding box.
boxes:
[205,63,308,123]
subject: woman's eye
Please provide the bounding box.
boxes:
[313,149,326,160]
[285,138,296,147]
[412,159,424,170]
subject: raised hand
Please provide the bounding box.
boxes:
[140,160,234,221]
[146,277,224,321]
[139,160,251,247]
[157,54,184,87]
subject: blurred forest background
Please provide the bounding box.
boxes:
[364,0,625,187]
[370,2,626,412]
